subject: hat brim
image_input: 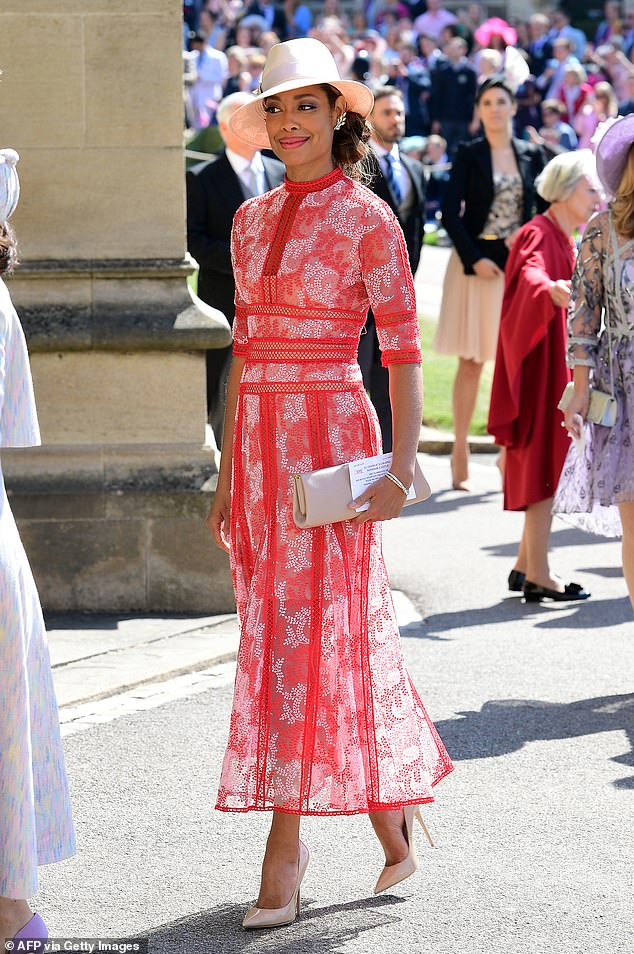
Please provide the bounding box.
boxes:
[596,114,634,197]
[229,79,374,149]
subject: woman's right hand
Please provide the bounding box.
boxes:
[564,387,590,440]
[473,257,502,280]
[549,278,571,308]
[207,485,231,553]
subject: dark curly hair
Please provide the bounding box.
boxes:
[0,222,18,276]
[321,84,374,182]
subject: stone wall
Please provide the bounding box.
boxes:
[0,0,235,613]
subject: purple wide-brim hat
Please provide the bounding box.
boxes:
[595,114,634,198]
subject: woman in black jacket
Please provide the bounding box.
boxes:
[433,76,552,490]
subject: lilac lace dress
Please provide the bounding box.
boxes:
[553,210,634,537]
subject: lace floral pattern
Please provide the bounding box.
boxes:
[553,211,634,536]
[479,173,523,239]
[216,168,453,814]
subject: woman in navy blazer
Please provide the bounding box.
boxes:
[433,76,553,490]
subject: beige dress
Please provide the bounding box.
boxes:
[433,172,523,363]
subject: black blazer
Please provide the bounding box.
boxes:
[186,150,285,322]
[368,150,427,276]
[441,137,552,275]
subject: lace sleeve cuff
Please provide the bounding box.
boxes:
[375,311,421,367]
[567,335,597,368]
[380,348,422,367]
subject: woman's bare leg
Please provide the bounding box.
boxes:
[515,519,528,574]
[452,358,483,486]
[369,810,409,866]
[524,497,561,590]
[256,812,302,909]
[0,898,33,939]
[619,502,634,609]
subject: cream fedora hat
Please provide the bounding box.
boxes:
[230,38,374,149]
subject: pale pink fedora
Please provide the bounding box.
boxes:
[230,38,374,149]
[595,114,634,197]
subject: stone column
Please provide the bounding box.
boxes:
[0,0,235,612]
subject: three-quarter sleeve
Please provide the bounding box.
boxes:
[567,216,605,368]
[230,207,249,357]
[359,202,421,367]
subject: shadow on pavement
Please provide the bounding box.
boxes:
[143,894,406,953]
[416,597,537,635]
[43,612,216,632]
[402,489,499,518]
[416,595,631,635]
[399,619,452,642]
[576,565,623,578]
[482,526,609,561]
[532,596,632,628]
[436,692,634,788]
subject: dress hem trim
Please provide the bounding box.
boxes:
[214,764,454,816]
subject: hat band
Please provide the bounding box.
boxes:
[262,62,341,94]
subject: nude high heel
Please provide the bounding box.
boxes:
[242,840,310,930]
[374,806,434,895]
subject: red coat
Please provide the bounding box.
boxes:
[488,215,575,511]
[560,82,593,123]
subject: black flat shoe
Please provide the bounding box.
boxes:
[508,569,526,592]
[523,580,591,603]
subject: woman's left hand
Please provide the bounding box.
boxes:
[563,386,590,439]
[348,476,409,524]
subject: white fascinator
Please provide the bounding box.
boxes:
[0,149,20,223]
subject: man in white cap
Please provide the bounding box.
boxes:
[186,91,284,447]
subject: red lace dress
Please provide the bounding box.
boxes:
[216,166,453,815]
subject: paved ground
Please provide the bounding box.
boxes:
[39,452,632,954]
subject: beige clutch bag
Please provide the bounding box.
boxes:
[292,457,431,529]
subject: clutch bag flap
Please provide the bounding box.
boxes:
[293,457,431,529]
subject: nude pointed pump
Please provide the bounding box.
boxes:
[374,805,434,895]
[242,840,310,930]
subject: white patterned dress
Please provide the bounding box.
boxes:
[0,278,75,898]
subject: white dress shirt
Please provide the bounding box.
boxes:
[225,148,267,196]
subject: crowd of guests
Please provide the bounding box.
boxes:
[182,7,634,609]
[183,1,634,164]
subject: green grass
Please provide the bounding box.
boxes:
[420,316,493,436]
[185,281,489,436]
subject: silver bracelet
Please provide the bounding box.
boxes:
[385,471,409,496]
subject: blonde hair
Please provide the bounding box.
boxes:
[612,145,634,239]
[535,150,595,203]
[593,81,618,118]
[479,49,503,72]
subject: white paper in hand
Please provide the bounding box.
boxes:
[573,429,586,458]
[349,453,415,512]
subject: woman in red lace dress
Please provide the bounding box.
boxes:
[207,38,453,929]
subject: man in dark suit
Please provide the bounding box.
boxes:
[186,91,284,448]
[359,86,427,452]
[429,37,477,158]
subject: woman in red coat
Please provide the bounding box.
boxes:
[488,151,600,602]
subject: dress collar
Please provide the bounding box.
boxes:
[284,166,345,194]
